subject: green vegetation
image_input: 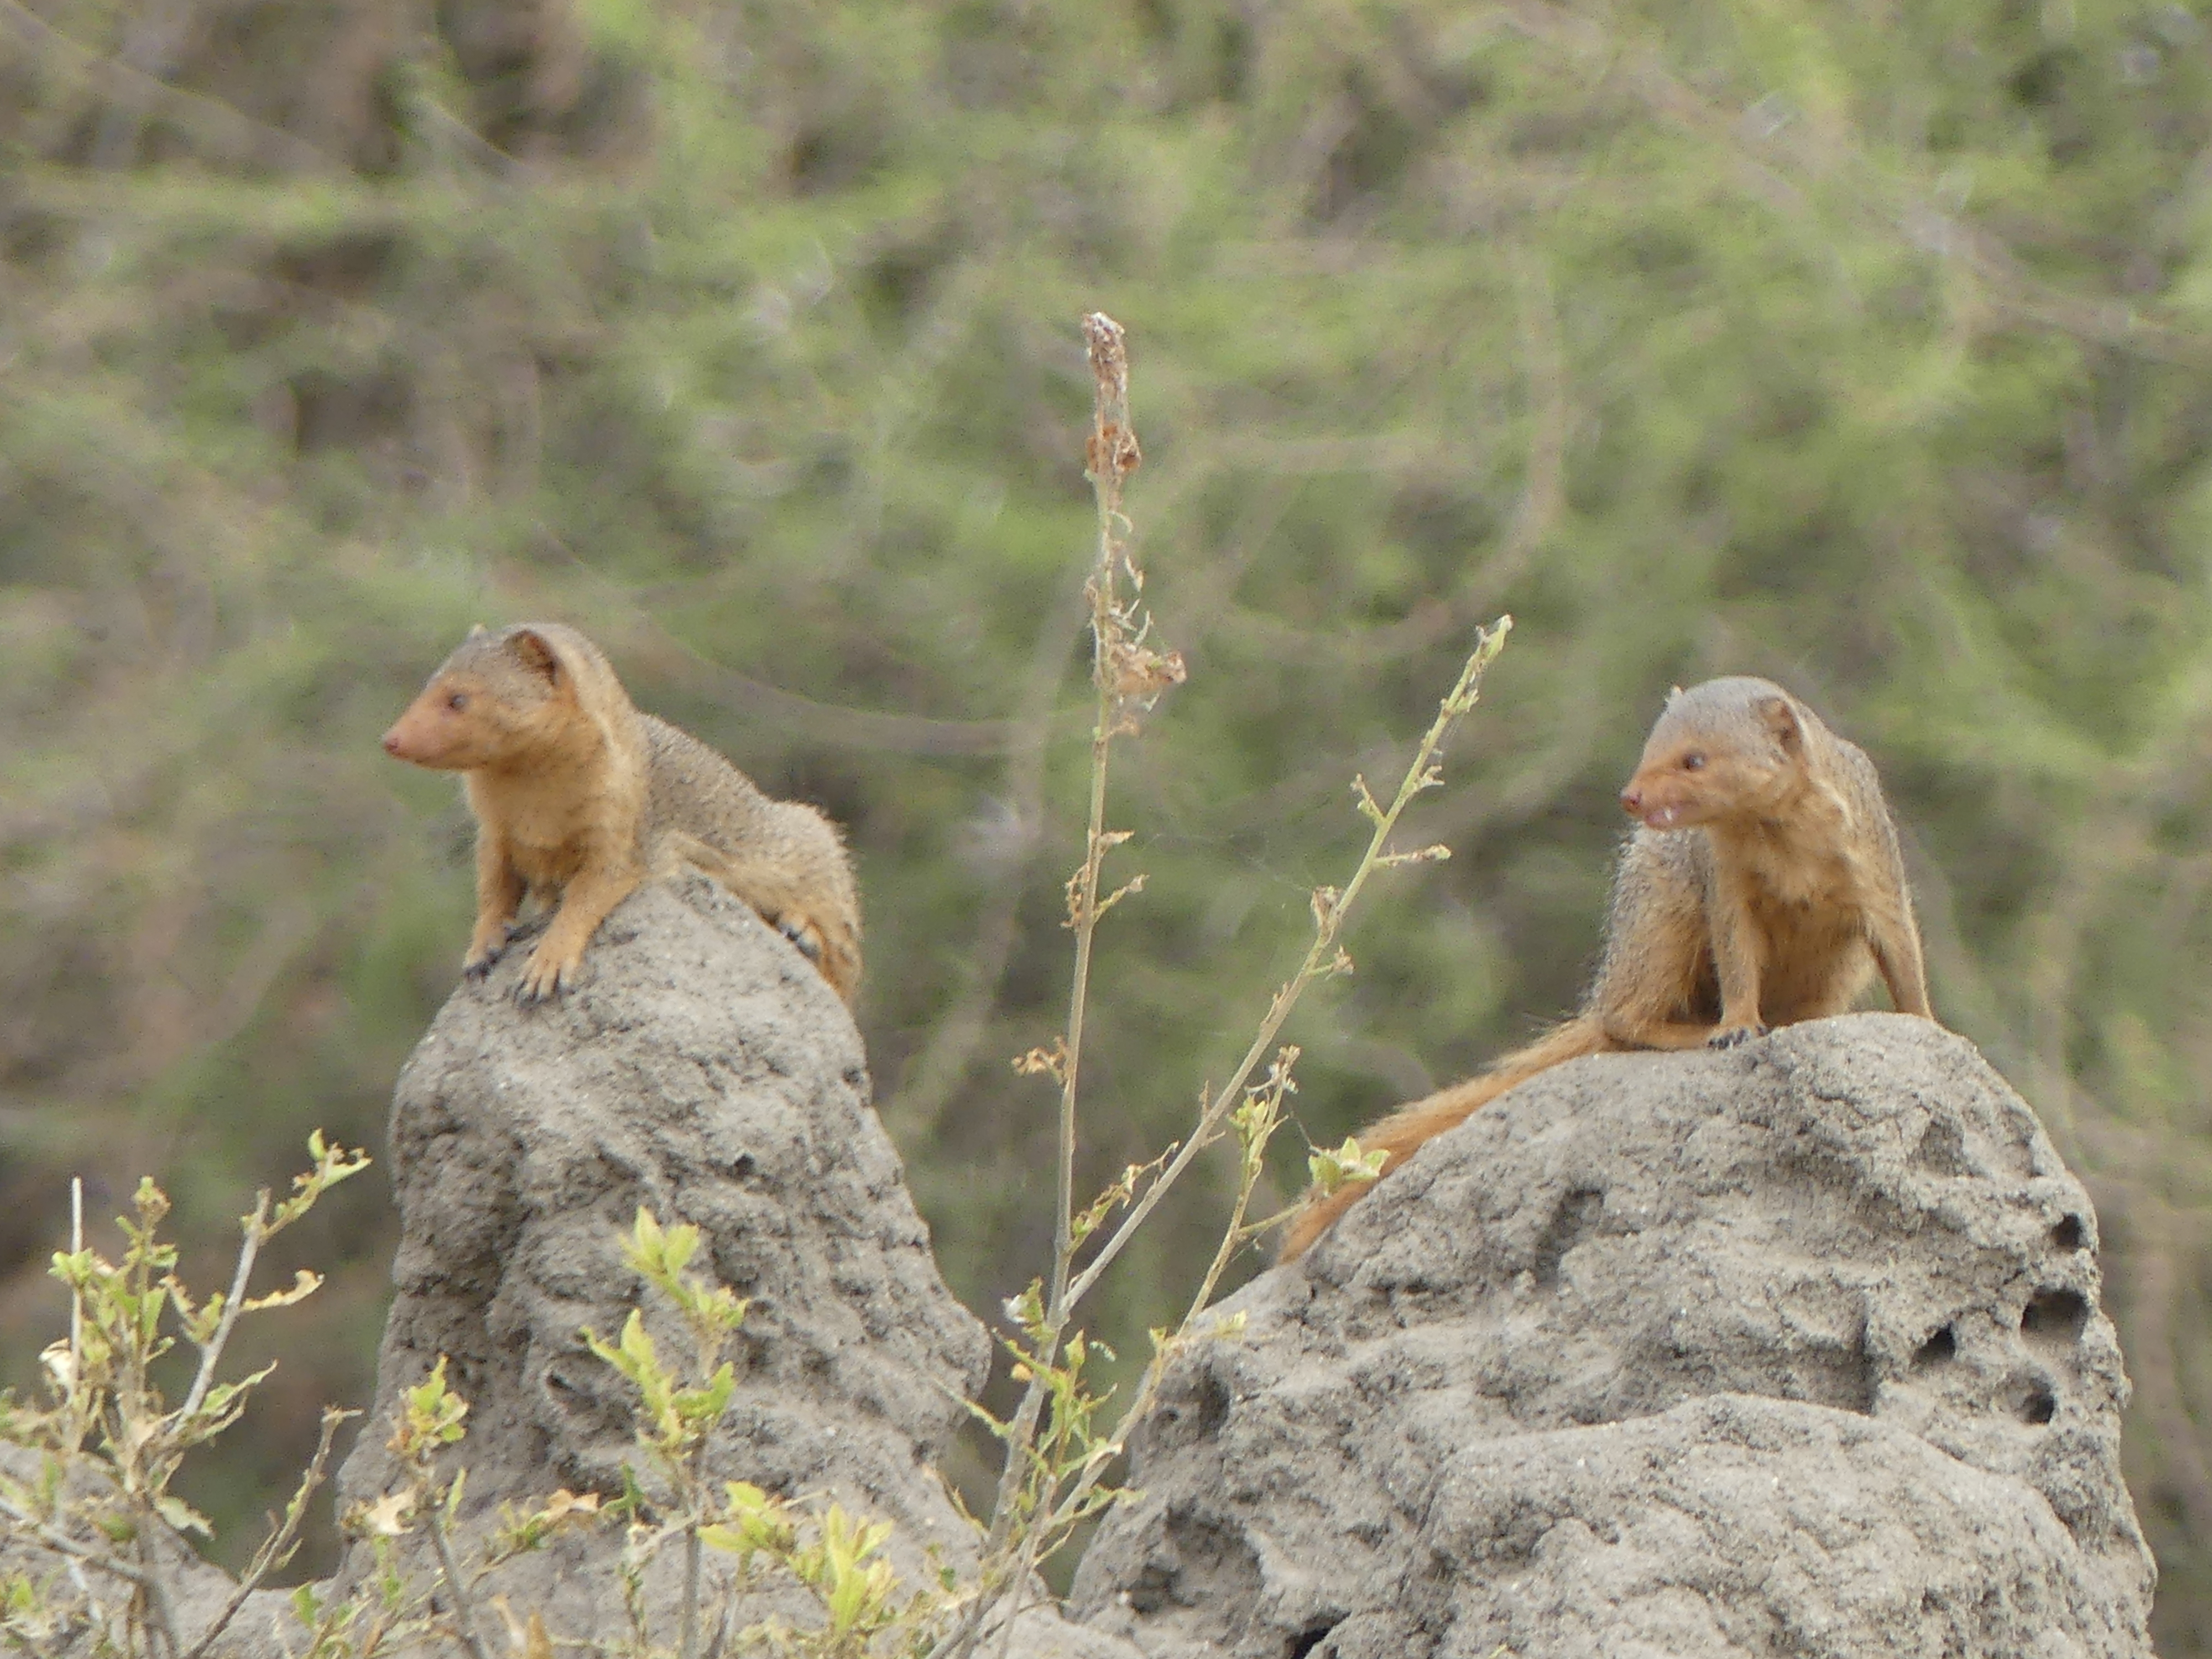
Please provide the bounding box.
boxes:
[0,1141,363,1653]
[6,0,2212,1645]
[0,1162,943,1656]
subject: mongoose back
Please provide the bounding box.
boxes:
[382,623,862,1005]
[1279,675,1932,1261]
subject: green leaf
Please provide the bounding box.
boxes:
[156,1493,213,1537]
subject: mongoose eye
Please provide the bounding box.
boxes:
[1682,752,1704,771]
[446,692,468,712]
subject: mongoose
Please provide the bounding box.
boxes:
[1279,675,1932,1261]
[382,623,862,1005]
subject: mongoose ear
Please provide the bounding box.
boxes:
[1760,695,1803,750]
[467,623,487,639]
[506,627,565,688]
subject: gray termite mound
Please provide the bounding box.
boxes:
[1072,1015,2154,1659]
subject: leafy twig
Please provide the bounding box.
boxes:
[940,314,1512,1659]
[178,1407,352,1659]
[1062,616,1510,1313]
[967,315,1176,1592]
[176,1195,267,1423]
[424,1499,494,1659]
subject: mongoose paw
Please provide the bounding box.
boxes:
[776,915,827,966]
[1707,1023,1768,1050]
[513,945,581,1004]
[463,927,512,979]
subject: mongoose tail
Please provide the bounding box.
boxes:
[654,828,863,1005]
[1277,1017,1607,1261]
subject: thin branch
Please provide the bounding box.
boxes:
[0,0,335,174]
[68,1176,83,1383]
[534,524,1033,756]
[1034,692,1503,1546]
[1065,621,1510,1312]
[1175,1062,1292,1334]
[0,1493,158,1588]
[938,320,1515,1659]
[178,1407,351,1659]
[178,1193,269,1422]
[940,620,1512,1659]
[409,92,526,180]
[1053,311,1144,1313]
[679,1522,702,1659]
[424,1496,496,1659]
[1499,0,2212,366]
[1035,1059,1293,1543]
[134,1521,184,1659]
[968,314,1156,1593]
[989,1519,1049,1659]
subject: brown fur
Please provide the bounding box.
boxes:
[383,623,861,1005]
[1280,675,1932,1261]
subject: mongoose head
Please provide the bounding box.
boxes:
[382,624,598,771]
[1618,676,1809,830]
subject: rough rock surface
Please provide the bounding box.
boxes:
[0,1441,288,1656]
[319,875,1133,1656]
[335,876,981,1552]
[1070,1014,2155,1659]
[4,875,1138,1657]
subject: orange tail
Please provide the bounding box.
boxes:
[1278,1017,1607,1262]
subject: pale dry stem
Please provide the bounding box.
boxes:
[177,1406,350,1659]
[1036,628,1510,1536]
[680,1522,703,1659]
[178,1192,270,1422]
[424,1494,495,1659]
[952,637,1512,1656]
[69,1177,82,1387]
[1062,618,1511,1312]
[943,316,1511,1659]
[943,313,1164,1659]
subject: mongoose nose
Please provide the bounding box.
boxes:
[381,729,403,757]
[1620,787,1641,816]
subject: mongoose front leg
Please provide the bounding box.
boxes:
[466,834,526,979]
[517,864,641,1003]
[1704,868,1767,1048]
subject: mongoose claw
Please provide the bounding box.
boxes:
[462,928,511,980]
[1707,1024,1768,1050]
[776,915,826,965]
[513,947,579,1004]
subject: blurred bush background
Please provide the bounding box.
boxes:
[7,0,2212,1641]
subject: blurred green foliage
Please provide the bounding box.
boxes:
[6,0,2212,1640]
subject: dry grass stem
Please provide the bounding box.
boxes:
[940,317,1509,1653]
[177,1406,352,1659]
